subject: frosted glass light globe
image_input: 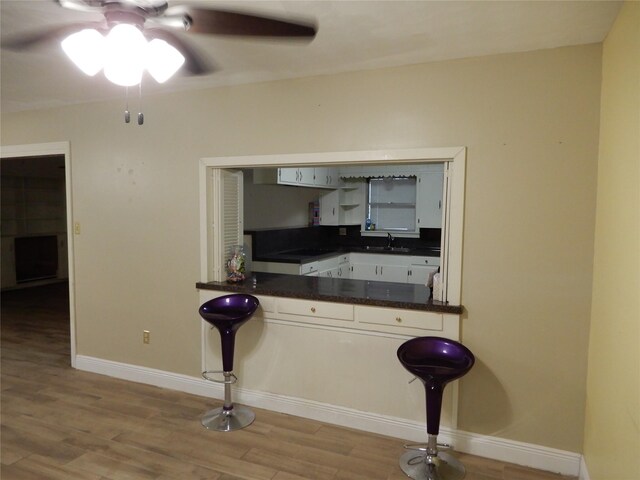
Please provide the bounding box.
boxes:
[146,38,185,83]
[103,24,146,87]
[61,29,105,76]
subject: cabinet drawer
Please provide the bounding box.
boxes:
[409,256,440,266]
[355,306,442,331]
[255,295,276,313]
[277,298,354,321]
[300,262,319,275]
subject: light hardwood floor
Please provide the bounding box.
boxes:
[1,282,575,480]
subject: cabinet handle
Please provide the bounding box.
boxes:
[375,266,378,275]
[311,307,316,313]
[425,259,429,264]
[380,266,383,275]
[395,317,402,323]
[300,171,303,182]
[439,200,442,209]
[332,207,335,215]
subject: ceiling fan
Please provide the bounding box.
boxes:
[3,0,317,83]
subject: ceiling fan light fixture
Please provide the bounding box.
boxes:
[146,38,185,83]
[61,28,105,76]
[103,23,146,87]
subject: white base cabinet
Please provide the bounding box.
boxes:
[349,253,439,285]
[318,254,350,278]
[350,262,409,283]
[253,253,439,285]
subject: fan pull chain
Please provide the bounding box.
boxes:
[124,87,131,123]
[137,81,144,125]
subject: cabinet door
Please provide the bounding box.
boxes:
[318,269,331,278]
[416,172,444,228]
[325,167,340,188]
[407,265,438,285]
[300,261,319,275]
[278,168,299,185]
[377,264,409,283]
[313,167,340,188]
[350,263,377,281]
[297,167,315,186]
[319,190,339,225]
[336,264,350,279]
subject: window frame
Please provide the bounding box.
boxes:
[366,176,418,233]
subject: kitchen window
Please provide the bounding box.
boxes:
[366,176,416,232]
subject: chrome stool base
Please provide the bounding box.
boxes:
[201,404,255,432]
[399,450,466,480]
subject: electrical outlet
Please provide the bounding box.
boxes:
[74,222,81,235]
[339,227,347,236]
[143,330,150,344]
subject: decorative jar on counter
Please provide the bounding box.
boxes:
[226,245,246,283]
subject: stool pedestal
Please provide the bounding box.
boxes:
[400,444,466,480]
[397,336,475,480]
[199,294,259,432]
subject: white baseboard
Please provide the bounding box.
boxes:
[75,355,581,477]
[579,456,591,480]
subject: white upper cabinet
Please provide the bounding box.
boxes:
[282,167,315,186]
[416,171,444,229]
[253,167,338,189]
[319,179,365,226]
[314,167,340,188]
[319,189,340,225]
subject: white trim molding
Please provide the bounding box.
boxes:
[1,141,77,369]
[579,456,591,480]
[75,355,581,477]
[198,146,466,307]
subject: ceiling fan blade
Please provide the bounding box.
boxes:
[55,0,106,14]
[145,28,214,76]
[1,22,105,50]
[166,7,316,38]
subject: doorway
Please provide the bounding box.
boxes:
[1,142,76,367]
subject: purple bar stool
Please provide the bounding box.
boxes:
[397,336,475,480]
[199,294,260,432]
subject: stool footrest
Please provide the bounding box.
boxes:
[403,442,452,453]
[202,370,237,384]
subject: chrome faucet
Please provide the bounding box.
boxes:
[386,233,395,248]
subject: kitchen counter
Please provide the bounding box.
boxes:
[196,272,462,314]
[255,246,441,264]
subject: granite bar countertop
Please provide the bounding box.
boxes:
[196,272,462,314]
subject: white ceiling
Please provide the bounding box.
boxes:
[0,0,622,113]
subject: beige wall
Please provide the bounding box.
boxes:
[1,44,602,452]
[243,170,324,229]
[583,3,640,479]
